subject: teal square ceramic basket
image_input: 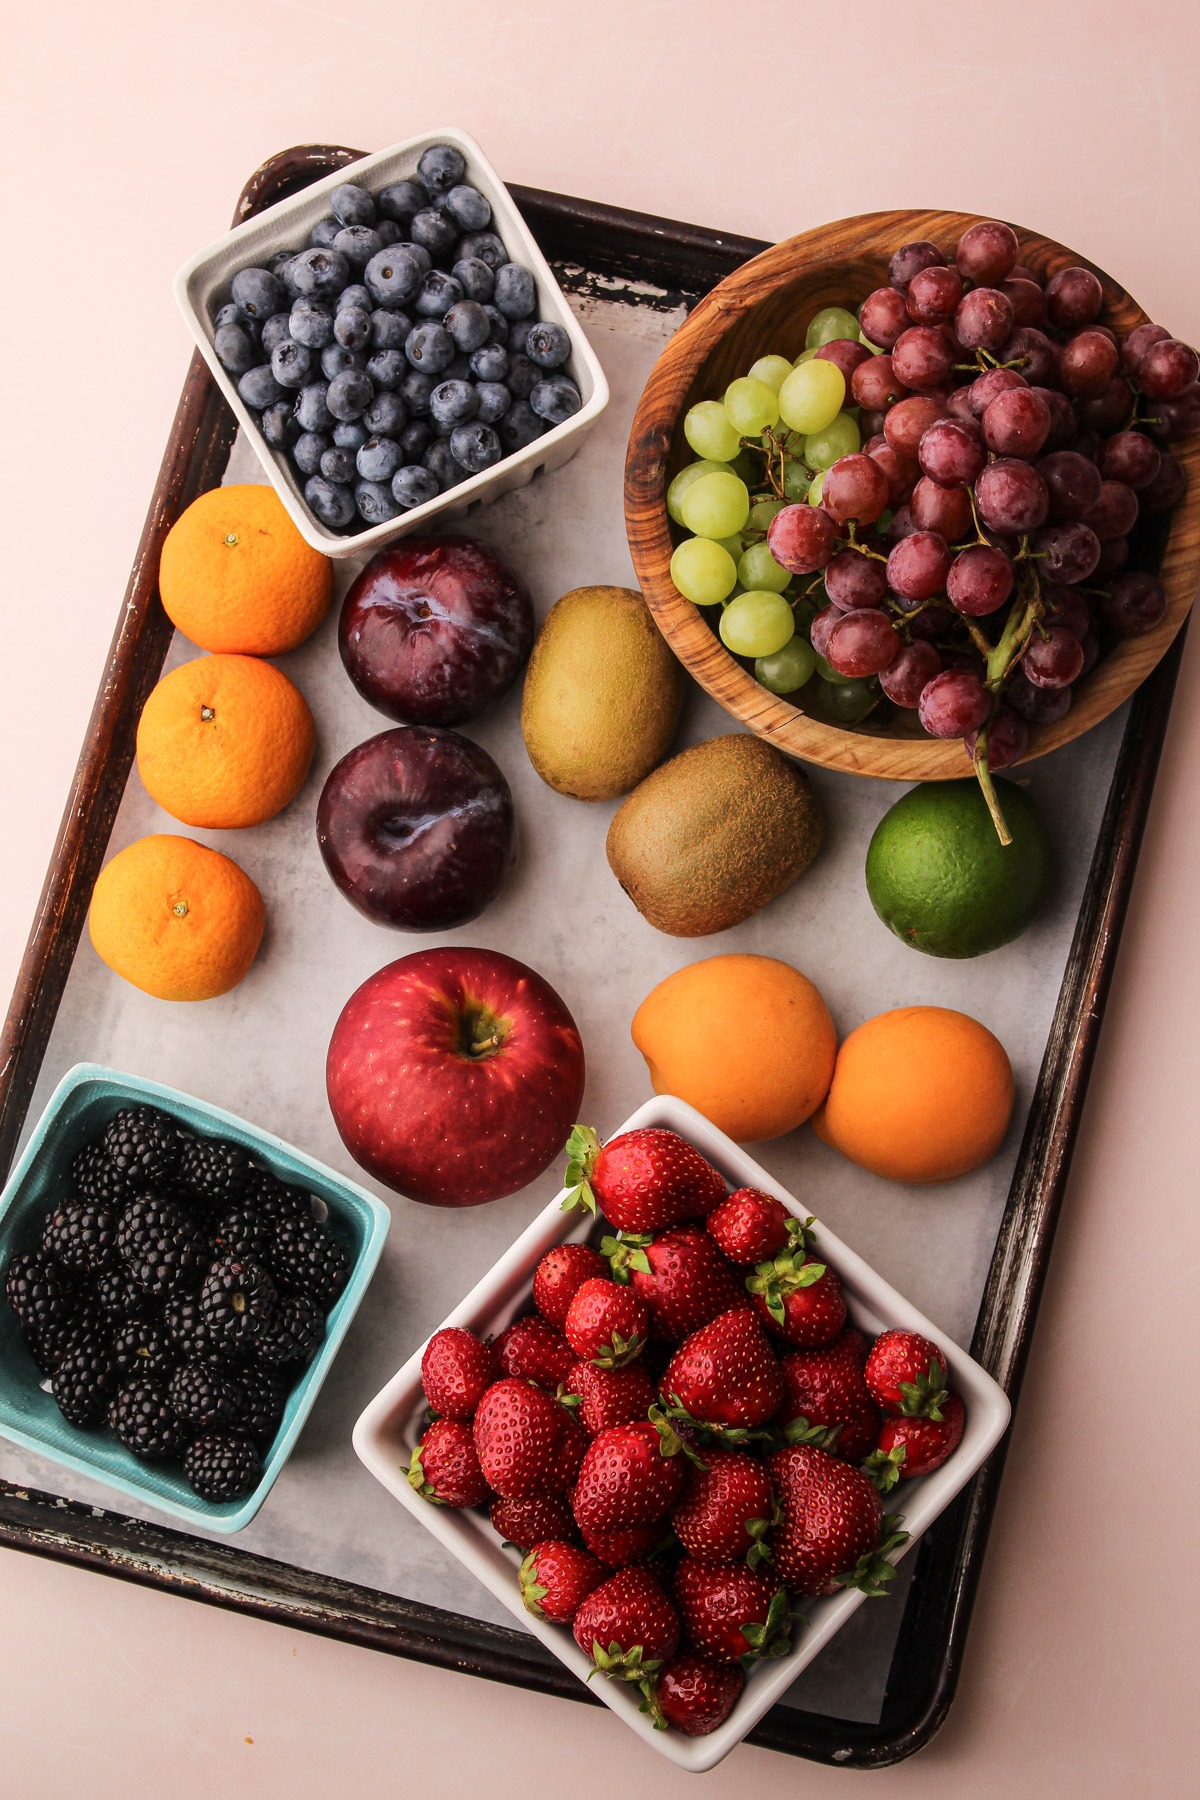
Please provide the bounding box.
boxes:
[0,1063,391,1533]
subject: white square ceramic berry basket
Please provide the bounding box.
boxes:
[353,1096,1010,1772]
[174,125,609,559]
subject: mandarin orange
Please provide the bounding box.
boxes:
[158,484,332,655]
[88,834,265,1002]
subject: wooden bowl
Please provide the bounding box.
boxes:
[625,209,1200,779]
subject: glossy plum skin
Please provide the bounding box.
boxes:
[316,725,515,930]
[338,535,534,726]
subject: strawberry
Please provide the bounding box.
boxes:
[748,1247,846,1348]
[777,1330,881,1464]
[572,1420,685,1533]
[572,1567,680,1707]
[494,1314,577,1389]
[766,1443,907,1598]
[473,1378,570,1499]
[562,1125,726,1233]
[604,1226,747,1342]
[405,1419,490,1508]
[490,1491,577,1550]
[659,1309,784,1435]
[564,1277,648,1368]
[556,1410,590,1487]
[532,1241,608,1330]
[864,1330,950,1418]
[567,1359,656,1437]
[673,1556,795,1665]
[706,1189,804,1266]
[420,1326,500,1421]
[671,1448,778,1566]
[580,1517,668,1568]
[518,1539,606,1624]
[654,1654,744,1737]
[866,1392,966,1490]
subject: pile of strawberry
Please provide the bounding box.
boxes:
[405,1126,968,1738]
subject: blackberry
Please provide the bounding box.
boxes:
[199,1256,277,1349]
[24,1300,110,1378]
[103,1105,184,1187]
[52,1340,116,1426]
[177,1135,253,1209]
[4,1250,76,1335]
[69,1140,138,1208]
[116,1195,202,1298]
[162,1292,242,1370]
[92,1263,148,1321]
[109,1380,185,1460]
[269,1216,350,1309]
[253,1291,324,1368]
[111,1316,176,1381]
[40,1198,116,1275]
[243,1166,313,1225]
[169,1360,244,1432]
[235,1365,287,1448]
[211,1208,271,1263]
[183,1429,262,1503]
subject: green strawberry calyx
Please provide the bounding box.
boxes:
[601,1231,652,1283]
[560,1124,603,1215]
[863,1444,907,1494]
[746,1243,828,1330]
[779,1413,843,1453]
[401,1443,443,1506]
[654,1394,776,1452]
[590,1326,646,1370]
[649,1402,709,1469]
[589,1639,666,1727]
[835,1514,909,1598]
[739,1587,803,1670]
[896,1358,949,1420]
[744,1497,783,1570]
[517,1548,550,1619]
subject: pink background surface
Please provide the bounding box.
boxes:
[2,3,1198,1793]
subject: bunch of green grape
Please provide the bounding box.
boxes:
[667,304,882,722]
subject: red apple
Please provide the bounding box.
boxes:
[326,947,586,1206]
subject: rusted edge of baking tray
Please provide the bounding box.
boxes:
[0,142,1188,1769]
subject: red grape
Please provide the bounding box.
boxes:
[815,338,872,385]
[1045,266,1103,329]
[1022,626,1085,689]
[809,603,843,660]
[1102,571,1167,636]
[968,366,1027,416]
[906,265,963,325]
[1059,329,1120,399]
[891,327,954,392]
[1136,337,1200,400]
[946,544,1015,616]
[1031,520,1102,584]
[1002,276,1045,329]
[945,387,977,423]
[1037,450,1102,521]
[888,502,919,541]
[998,328,1059,386]
[851,355,909,411]
[826,608,900,677]
[956,220,1019,285]
[1035,386,1080,451]
[1076,376,1132,434]
[823,548,889,610]
[975,459,1049,533]
[1151,382,1200,441]
[880,640,942,706]
[1093,535,1130,579]
[1078,631,1101,676]
[955,287,1015,352]
[822,454,890,525]
[767,504,837,573]
[1097,430,1161,490]
[910,475,972,539]
[865,439,918,504]
[893,593,956,641]
[884,394,949,456]
[889,241,946,291]
[1121,321,1170,376]
[887,530,952,600]
[1006,669,1073,723]
[918,668,991,737]
[1041,583,1090,638]
[1084,479,1139,542]
[1139,450,1186,514]
[966,705,1029,771]
[917,418,986,486]
[860,286,911,349]
[981,387,1051,457]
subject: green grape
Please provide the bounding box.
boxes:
[737,540,790,594]
[817,677,881,723]
[803,410,862,470]
[782,459,812,501]
[731,447,758,484]
[670,536,738,607]
[792,595,819,635]
[683,400,742,463]
[667,459,726,524]
[747,354,794,393]
[805,306,861,349]
[756,637,817,694]
[679,470,751,539]
[807,469,827,505]
[815,653,852,687]
[719,590,796,658]
[793,347,818,365]
[747,497,785,532]
[860,335,885,355]
[778,360,846,434]
[724,376,780,436]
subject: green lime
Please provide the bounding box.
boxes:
[865,778,1053,959]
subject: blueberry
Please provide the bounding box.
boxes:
[271,339,313,388]
[399,370,434,417]
[332,419,369,452]
[474,381,511,425]
[321,344,366,380]
[417,144,467,194]
[335,306,372,350]
[530,374,583,425]
[337,283,373,314]
[261,400,300,448]
[443,184,492,232]
[334,226,383,271]
[305,474,356,529]
[214,322,258,374]
[526,320,571,369]
[294,431,332,475]
[238,364,285,410]
[506,353,539,399]
[326,369,374,421]
[290,299,335,349]
[231,267,285,322]
[415,271,464,320]
[214,301,245,331]
[391,464,440,510]
[320,445,357,485]
[277,257,303,296]
[452,256,495,304]
[429,379,478,428]
[366,349,405,391]
[291,247,350,301]
[403,242,433,279]
[364,246,423,309]
[494,263,536,321]
[458,231,508,272]
[375,219,402,247]
[399,420,433,461]
[294,382,334,432]
[498,400,545,453]
[260,312,294,355]
[443,352,474,382]
[266,251,295,279]
[330,183,375,228]
[378,179,429,224]
[482,305,510,346]
[444,299,490,352]
[370,308,411,350]
[410,208,459,261]
[405,322,455,374]
[363,390,408,436]
[450,421,502,474]
[356,435,403,483]
[423,439,465,490]
[309,217,342,249]
[355,479,402,525]
[470,343,509,383]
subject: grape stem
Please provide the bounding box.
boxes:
[971,721,1013,847]
[845,522,889,563]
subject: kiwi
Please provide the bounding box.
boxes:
[606,734,824,936]
[521,586,684,801]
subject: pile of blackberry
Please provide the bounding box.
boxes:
[3,1104,352,1505]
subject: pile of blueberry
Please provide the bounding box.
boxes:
[2,1104,353,1504]
[212,142,583,534]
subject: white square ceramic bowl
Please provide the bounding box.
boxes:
[174,126,610,559]
[353,1096,1010,1772]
